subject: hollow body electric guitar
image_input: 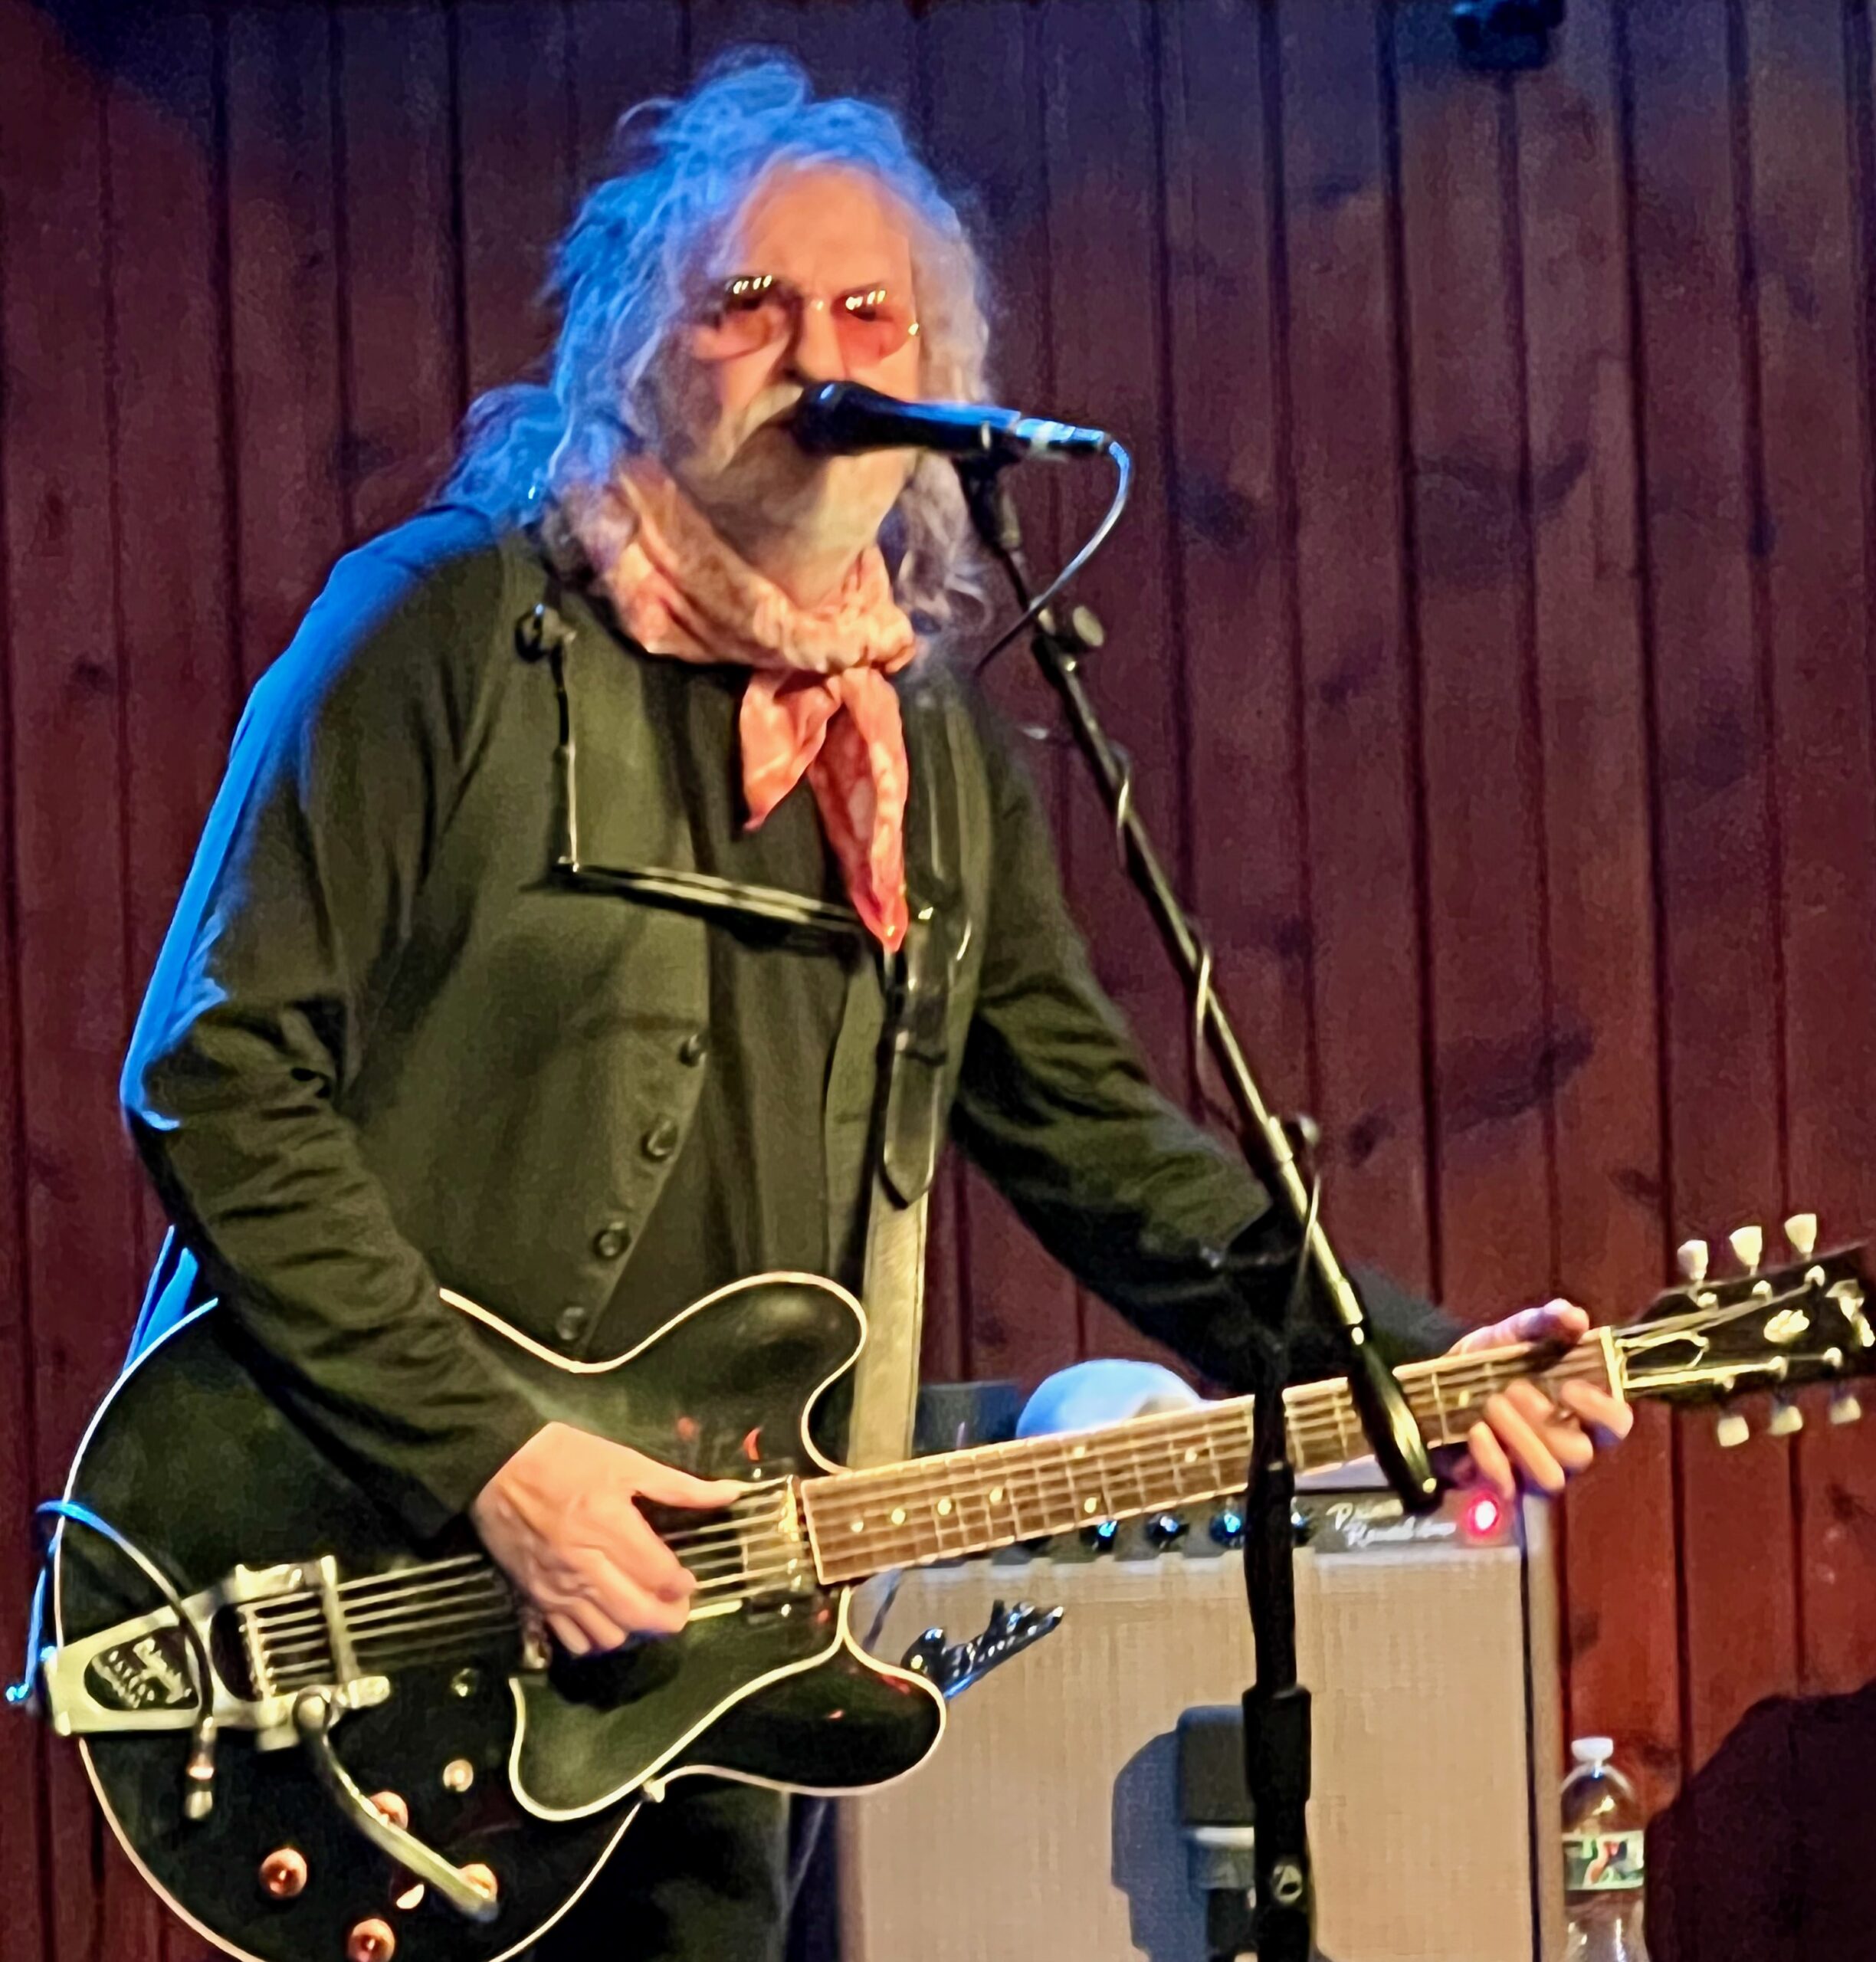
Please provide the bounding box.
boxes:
[30,1225,1874,1962]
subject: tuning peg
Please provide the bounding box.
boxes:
[1677,1239,1710,1284]
[1830,1388,1863,1426]
[1715,1410,1750,1448]
[1728,1225,1765,1272]
[1785,1212,1819,1260]
[1768,1398,1805,1438]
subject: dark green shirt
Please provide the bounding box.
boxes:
[599,666,854,1350]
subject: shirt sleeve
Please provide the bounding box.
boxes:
[950,698,1462,1390]
[120,515,545,1540]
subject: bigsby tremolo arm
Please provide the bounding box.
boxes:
[290,1688,498,1923]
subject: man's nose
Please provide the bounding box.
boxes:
[787,297,848,382]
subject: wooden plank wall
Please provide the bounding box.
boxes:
[4,2,1876,1957]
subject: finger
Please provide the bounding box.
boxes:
[632,1458,747,1511]
[587,1494,697,1600]
[1506,1301,1590,1346]
[1465,1419,1517,1504]
[1453,1301,1591,1354]
[571,1596,636,1652]
[577,1550,691,1639]
[1501,1380,1593,1472]
[1559,1380,1634,1444]
[1481,1391,1569,1495]
[547,1610,593,1658]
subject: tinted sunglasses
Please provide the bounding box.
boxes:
[689,274,920,366]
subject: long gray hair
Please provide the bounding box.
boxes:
[444,51,992,624]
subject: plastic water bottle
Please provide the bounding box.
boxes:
[1562,1737,1648,1961]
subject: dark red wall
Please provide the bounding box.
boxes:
[5,3,1876,1958]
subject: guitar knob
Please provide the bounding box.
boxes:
[346,1920,395,1962]
[1785,1212,1819,1260]
[1831,1388,1863,1426]
[1727,1225,1765,1273]
[1080,1520,1119,1554]
[1715,1410,1750,1448]
[258,1847,308,1898]
[1676,1239,1710,1284]
[1768,1398,1804,1437]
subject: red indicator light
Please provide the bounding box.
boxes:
[1464,1491,1504,1540]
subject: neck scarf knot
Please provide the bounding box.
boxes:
[569,456,920,952]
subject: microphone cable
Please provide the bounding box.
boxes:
[970,439,1133,677]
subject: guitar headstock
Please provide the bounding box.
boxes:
[1618,1213,1873,1443]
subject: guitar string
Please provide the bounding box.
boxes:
[253,1352,1633,1661]
[802,1353,1595,1536]
[257,1338,1623,1635]
[256,1305,1804,1627]
[810,1340,1612,1516]
[249,1340,1653,1664]
[257,1366,1560,1661]
[245,1505,798,1633]
[245,1505,791,1614]
[255,1348,1598,1655]
[248,1533,791,1649]
[248,1312,1824,1665]
[257,1559,823,1676]
[257,1542,819,1665]
[806,1352,1619,1570]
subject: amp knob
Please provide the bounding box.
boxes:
[1145,1513,1189,1550]
[1209,1508,1246,1550]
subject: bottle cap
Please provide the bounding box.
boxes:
[1570,1736,1615,1766]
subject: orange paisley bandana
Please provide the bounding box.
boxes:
[569,456,920,951]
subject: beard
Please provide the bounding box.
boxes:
[647,365,915,580]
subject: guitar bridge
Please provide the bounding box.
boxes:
[41,1557,393,1750]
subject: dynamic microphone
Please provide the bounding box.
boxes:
[790,381,1112,464]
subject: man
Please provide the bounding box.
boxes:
[121,54,1628,1960]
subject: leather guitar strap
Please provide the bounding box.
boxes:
[846,677,959,1472]
[848,1179,930,1471]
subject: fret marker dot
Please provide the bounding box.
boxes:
[890,1508,907,1526]
[1083,1498,1099,1514]
[936,1498,953,1517]
[850,1518,865,1533]
[1071,1444,1087,1458]
[989,1487,1003,1504]
[1184,1449,1199,1464]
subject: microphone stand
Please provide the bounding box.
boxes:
[957,461,1438,1962]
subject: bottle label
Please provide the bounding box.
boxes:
[1563,1831,1645,1891]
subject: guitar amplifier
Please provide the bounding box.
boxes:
[837,1475,1566,1962]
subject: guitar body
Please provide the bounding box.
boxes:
[51,1276,944,1962]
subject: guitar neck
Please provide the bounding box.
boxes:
[802,1332,1616,1586]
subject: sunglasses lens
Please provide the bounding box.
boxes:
[835,287,915,364]
[691,278,792,359]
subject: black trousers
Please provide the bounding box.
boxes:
[533,1779,790,1961]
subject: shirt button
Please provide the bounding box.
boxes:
[641,1118,681,1161]
[678,1029,710,1066]
[555,1304,589,1344]
[592,1220,632,1262]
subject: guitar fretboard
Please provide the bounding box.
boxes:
[802,1335,1613,1585]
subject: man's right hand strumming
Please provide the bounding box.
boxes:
[470,1422,744,1655]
